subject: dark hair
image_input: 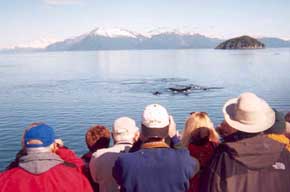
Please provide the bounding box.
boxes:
[85,125,111,152]
[190,127,211,145]
[216,121,259,142]
[216,121,237,138]
[285,112,290,122]
[141,124,169,139]
[264,109,285,134]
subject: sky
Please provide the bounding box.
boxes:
[1,0,290,48]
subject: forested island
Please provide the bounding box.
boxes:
[216,36,265,49]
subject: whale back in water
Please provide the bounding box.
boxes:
[120,78,223,96]
[168,86,192,93]
[153,84,223,95]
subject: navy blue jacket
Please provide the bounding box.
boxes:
[113,144,199,192]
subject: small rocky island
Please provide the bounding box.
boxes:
[216,35,265,49]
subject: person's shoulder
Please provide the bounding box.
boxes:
[168,146,192,156]
[93,144,129,157]
[0,168,27,190]
[115,149,143,164]
[215,142,232,152]
[118,149,138,158]
[92,147,110,159]
[44,164,94,191]
[1,167,23,177]
[49,163,88,179]
[204,143,234,171]
[172,148,199,163]
[0,167,34,184]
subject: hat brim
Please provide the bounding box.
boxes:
[223,98,275,133]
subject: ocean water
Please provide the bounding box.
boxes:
[0,48,290,170]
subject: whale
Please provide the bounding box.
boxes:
[168,86,192,93]
[152,84,224,95]
[153,91,162,95]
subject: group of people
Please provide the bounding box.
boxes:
[0,92,290,192]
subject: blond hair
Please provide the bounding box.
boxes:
[181,112,220,147]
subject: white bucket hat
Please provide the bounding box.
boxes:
[223,92,275,133]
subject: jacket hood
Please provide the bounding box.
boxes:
[224,134,284,169]
[19,152,64,174]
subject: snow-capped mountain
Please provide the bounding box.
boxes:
[3,27,290,53]
[46,27,223,51]
[46,28,145,51]
[146,27,197,37]
[87,27,144,38]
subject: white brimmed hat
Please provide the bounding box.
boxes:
[223,92,275,133]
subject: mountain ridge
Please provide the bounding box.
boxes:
[2,28,290,52]
[45,27,223,51]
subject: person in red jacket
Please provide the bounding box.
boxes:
[181,112,220,192]
[0,123,93,192]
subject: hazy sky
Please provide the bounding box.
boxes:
[1,0,290,48]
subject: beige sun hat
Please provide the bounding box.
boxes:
[223,92,275,133]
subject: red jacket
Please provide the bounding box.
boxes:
[56,147,85,173]
[188,141,218,192]
[0,164,93,192]
[0,148,92,192]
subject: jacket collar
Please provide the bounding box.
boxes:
[115,142,133,145]
[141,141,169,149]
[19,152,64,174]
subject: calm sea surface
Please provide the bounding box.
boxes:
[1,48,290,170]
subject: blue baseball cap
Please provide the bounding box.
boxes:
[24,124,56,148]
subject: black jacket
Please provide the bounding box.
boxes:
[200,133,290,192]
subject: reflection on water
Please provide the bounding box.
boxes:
[0,48,290,170]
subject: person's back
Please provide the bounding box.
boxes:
[201,132,290,192]
[201,92,290,192]
[0,158,92,192]
[187,137,218,192]
[91,143,132,192]
[113,104,199,192]
[0,123,92,192]
[114,143,197,192]
[90,117,139,192]
[181,112,220,192]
